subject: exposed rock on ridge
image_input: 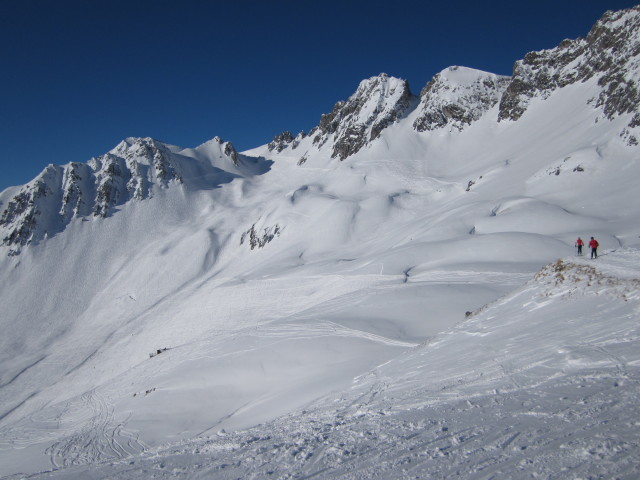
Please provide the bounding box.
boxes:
[498,6,640,137]
[267,131,308,153]
[268,131,294,153]
[217,137,240,166]
[413,66,510,132]
[3,7,640,254]
[1,138,184,251]
[0,134,264,254]
[311,74,414,160]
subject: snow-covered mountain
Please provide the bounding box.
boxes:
[1,6,639,479]
[310,73,414,160]
[0,136,266,254]
[413,66,510,132]
[499,6,640,140]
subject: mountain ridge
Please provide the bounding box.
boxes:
[1,7,640,477]
[498,5,640,135]
[2,6,640,254]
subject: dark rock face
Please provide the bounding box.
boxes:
[60,163,92,221]
[1,166,63,251]
[268,131,294,153]
[240,223,281,249]
[223,141,240,166]
[413,67,510,132]
[267,131,307,154]
[498,6,640,131]
[312,74,414,160]
[0,188,42,248]
[94,138,183,217]
[0,138,184,250]
[206,136,240,165]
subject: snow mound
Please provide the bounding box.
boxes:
[15,249,640,479]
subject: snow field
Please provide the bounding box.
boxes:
[15,249,640,479]
[1,56,640,478]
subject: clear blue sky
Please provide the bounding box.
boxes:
[1,0,637,191]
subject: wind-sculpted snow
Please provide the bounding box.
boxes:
[14,249,640,479]
[1,6,640,479]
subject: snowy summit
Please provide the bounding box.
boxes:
[1,6,640,479]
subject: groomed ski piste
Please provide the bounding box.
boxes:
[1,8,640,478]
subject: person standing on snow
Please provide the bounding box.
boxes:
[589,236,599,259]
[575,237,584,256]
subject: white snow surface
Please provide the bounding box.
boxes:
[13,249,639,480]
[1,52,640,478]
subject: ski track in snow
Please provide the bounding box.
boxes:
[0,266,529,477]
[0,389,146,470]
[44,389,146,469]
[3,27,640,476]
[6,250,640,479]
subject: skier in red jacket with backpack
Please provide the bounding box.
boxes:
[589,237,599,259]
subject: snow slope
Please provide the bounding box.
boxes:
[16,248,640,479]
[1,6,640,478]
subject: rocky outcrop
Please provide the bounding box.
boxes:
[93,138,183,216]
[267,131,309,153]
[0,177,52,249]
[240,223,281,250]
[498,6,640,135]
[312,74,414,160]
[413,66,510,132]
[0,137,185,250]
[0,134,256,253]
[268,131,295,153]
[222,140,240,166]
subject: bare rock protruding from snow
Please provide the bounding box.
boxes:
[240,223,281,250]
[413,66,510,132]
[0,136,252,252]
[0,138,184,249]
[268,131,295,153]
[205,136,240,165]
[498,6,640,132]
[92,137,185,217]
[0,167,59,250]
[312,73,414,160]
[267,130,307,153]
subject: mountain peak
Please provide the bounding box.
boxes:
[498,5,640,139]
[0,137,186,252]
[311,73,414,159]
[190,136,240,166]
[413,66,510,132]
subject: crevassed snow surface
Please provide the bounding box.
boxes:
[0,72,639,478]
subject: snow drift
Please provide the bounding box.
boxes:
[1,6,639,479]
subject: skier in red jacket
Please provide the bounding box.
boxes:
[575,237,584,256]
[589,237,599,259]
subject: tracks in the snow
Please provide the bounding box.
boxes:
[45,389,146,469]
